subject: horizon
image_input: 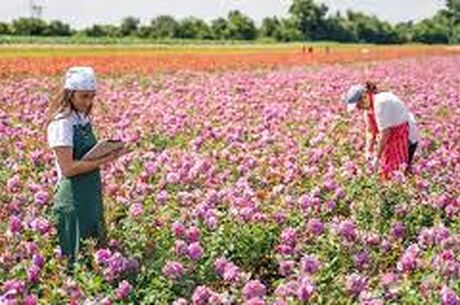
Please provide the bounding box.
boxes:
[0,0,447,29]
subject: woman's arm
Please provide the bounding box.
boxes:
[53,147,127,178]
[366,131,377,157]
[364,115,377,157]
[376,128,391,159]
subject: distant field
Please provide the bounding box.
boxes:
[0,43,458,77]
[0,41,365,58]
[0,41,453,56]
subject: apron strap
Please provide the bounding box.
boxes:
[367,93,379,136]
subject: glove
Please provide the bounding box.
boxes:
[371,156,380,171]
[365,151,371,161]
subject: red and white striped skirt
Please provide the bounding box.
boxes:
[380,122,409,179]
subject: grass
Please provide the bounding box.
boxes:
[0,36,449,59]
[0,34,345,46]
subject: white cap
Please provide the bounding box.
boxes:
[344,85,365,112]
[347,102,358,112]
[64,66,97,91]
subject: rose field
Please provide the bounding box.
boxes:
[1,45,460,304]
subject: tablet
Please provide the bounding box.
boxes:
[81,139,124,161]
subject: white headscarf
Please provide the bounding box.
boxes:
[64,66,97,91]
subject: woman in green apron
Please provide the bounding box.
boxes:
[46,67,127,265]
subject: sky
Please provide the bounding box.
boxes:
[0,0,447,29]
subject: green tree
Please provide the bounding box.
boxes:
[120,16,140,36]
[346,11,399,44]
[12,18,47,36]
[176,17,213,39]
[84,24,121,37]
[323,12,358,42]
[211,17,230,40]
[260,16,281,38]
[44,20,72,36]
[446,0,460,42]
[136,25,151,38]
[1,0,457,44]
[413,12,450,44]
[84,25,105,37]
[451,23,460,43]
[275,19,303,42]
[288,0,328,40]
[0,22,11,35]
[149,15,179,39]
[226,10,258,40]
[447,0,460,23]
[394,21,414,43]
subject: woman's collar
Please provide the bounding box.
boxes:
[72,110,90,123]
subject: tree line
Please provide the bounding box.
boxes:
[1,0,459,44]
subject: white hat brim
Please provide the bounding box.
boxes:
[347,103,358,112]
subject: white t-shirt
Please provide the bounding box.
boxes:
[47,111,90,180]
[373,92,420,144]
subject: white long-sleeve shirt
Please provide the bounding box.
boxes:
[373,92,421,143]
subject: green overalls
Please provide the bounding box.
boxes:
[52,122,106,264]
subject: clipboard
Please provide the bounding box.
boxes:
[81,139,124,161]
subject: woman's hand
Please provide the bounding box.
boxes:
[371,156,380,171]
[98,147,130,165]
[365,150,372,161]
